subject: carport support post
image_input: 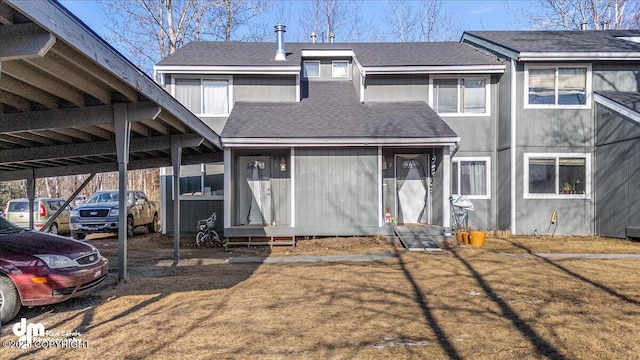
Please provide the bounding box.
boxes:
[171,137,182,264]
[114,104,131,281]
[26,173,35,230]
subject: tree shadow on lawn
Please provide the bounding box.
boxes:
[503,238,640,307]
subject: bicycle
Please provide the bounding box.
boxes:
[195,212,224,247]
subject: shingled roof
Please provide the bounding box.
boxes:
[157,42,501,68]
[596,91,640,114]
[221,81,457,141]
[463,30,640,57]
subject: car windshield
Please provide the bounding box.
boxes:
[86,192,119,204]
[0,217,24,234]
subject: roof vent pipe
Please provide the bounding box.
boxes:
[329,32,335,43]
[580,21,588,30]
[311,32,317,43]
[274,24,286,61]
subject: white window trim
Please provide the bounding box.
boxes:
[331,60,350,78]
[523,153,591,199]
[171,75,233,117]
[524,63,592,110]
[303,61,320,78]
[452,156,491,199]
[428,75,491,117]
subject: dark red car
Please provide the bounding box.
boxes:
[0,217,109,324]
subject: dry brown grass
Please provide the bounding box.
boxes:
[2,234,640,359]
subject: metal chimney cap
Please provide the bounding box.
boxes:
[275,24,286,61]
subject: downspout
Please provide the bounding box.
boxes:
[510,59,517,235]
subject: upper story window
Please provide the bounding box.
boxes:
[525,64,591,109]
[452,157,490,199]
[303,61,320,78]
[332,61,349,78]
[430,76,490,116]
[174,77,232,117]
[524,153,591,199]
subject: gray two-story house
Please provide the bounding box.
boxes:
[155,27,640,243]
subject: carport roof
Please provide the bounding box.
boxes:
[0,0,222,181]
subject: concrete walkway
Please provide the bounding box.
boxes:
[227,251,396,264]
[498,253,640,260]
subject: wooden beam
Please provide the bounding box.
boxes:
[49,42,138,102]
[0,105,112,132]
[0,74,58,108]
[1,61,84,106]
[0,2,15,24]
[25,56,112,104]
[10,131,57,145]
[0,90,30,111]
[80,125,112,140]
[0,23,55,60]
[0,133,205,164]
[55,128,94,142]
[0,102,161,133]
[0,134,34,147]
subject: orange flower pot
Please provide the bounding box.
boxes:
[469,231,486,247]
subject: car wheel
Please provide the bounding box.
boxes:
[0,275,21,324]
[71,231,86,240]
[48,222,59,235]
[148,214,160,233]
[127,217,135,237]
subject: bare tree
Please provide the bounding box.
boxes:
[204,0,274,42]
[519,0,636,30]
[385,0,461,42]
[299,0,366,42]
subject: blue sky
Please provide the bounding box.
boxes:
[60,0,538,42]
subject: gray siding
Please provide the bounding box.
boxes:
[595,103,640,238]
[162,176,224,236]
[234,75,297,102]
[497,149,511,230]
[593,62,640,92]
[200,116,226,134]
[364,74,428,102]
[295,148,378,233]
[498,66,512,149]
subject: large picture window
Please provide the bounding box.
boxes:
[452,157,490,199]
[174,77,231,116]
[524,153,590,199]
[176,163,224,198]
[525,65,590,108]
[430,77,489,116]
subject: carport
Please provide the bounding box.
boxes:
[0,0,223,279]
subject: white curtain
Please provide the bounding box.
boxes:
[203,80,228,115]
[463,79,486,113]
[434,79,458,113]
[460,161,486,195]
[174,79,201,113]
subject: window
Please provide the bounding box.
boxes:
[430,77,489,116]
[332,61,349,77]
[303,61,320,78]
[524,153,590,199]
[525,65,590,108]
[176,163,224,198]
[452,158,490,199]
[174,77,231,116]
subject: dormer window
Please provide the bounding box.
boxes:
[332,61,349,78]
[303,61,320,78]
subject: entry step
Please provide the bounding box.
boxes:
[393,225,442,252]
